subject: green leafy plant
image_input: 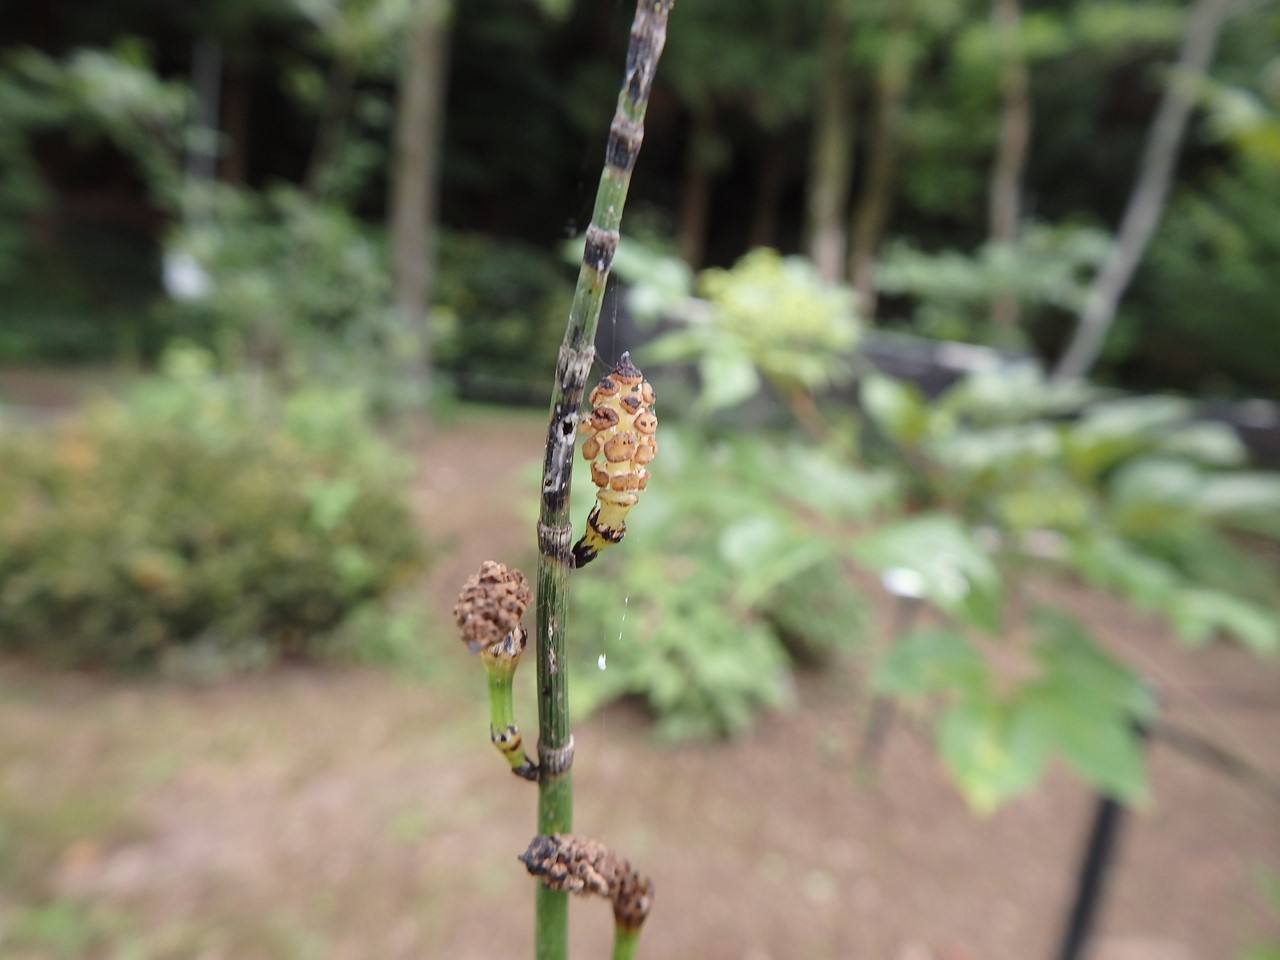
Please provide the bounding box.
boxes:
[628,246,860,425]
[571,427,891,737]
[856,363,1279,809]
[861,364,1280,655]
[0,347,426,669]
[874,610,1154,812]
[161,184,395,371]
[875,223,1108,347]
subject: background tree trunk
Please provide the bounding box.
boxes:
[988,0,1031,331]
[217,65,250,185]
[1053,0,1233,381]
[849,8,913,318]
[805,3,853,283]
[748,133,786,251]
[389,0,451,400]
[676,107,717,269]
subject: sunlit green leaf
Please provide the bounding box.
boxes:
[861,375,929,445]
[873,627,987,697]
[854,514,1002,630]
[697,351,761,411]
[1070,536,1180,610]
[1170,589,1279,654]
[937,700,1048,814]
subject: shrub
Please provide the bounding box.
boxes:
[0,351,427,669]
[570,427,892,737]
[161,185,394,371]
[432,231,574,400]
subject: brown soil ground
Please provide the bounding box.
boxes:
[1,400,1279,960]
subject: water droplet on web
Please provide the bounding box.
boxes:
[597,654,607,671]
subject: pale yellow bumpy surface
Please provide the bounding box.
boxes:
[572,353,657,567]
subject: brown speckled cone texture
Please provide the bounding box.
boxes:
[453,561,533,654]
[519,833,653,932]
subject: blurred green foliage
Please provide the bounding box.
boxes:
[613,249,1278,809]
[163,184,392,364]
[875,611,1155,812]
[628,246,861,416]
[1134,158,1280,396]
[162,189,572,405]
[877,223,1109,348]
[862,366,1280,654]
[432,232,574,397]
[571,426,891,738]
[0,347,427,670]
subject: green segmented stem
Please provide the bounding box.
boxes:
[533,3,673,958]
[611,928,640,960]
[485,658,538,780]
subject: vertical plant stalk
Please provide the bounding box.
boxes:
[534,3,673,958]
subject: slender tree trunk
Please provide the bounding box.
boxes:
[805,3,854,283]
[848,9,913,318]
[988,0,1031,331]
[389,0,451,400]
[676,107,716,269]
[1053,0,1232,381]
[218,65,250,184]
[748,132,786,250]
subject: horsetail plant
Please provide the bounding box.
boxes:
[531,2,671,957]
[451,4,672,958]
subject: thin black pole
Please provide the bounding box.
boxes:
[1055,791,1125,960]
[1055,720,1151,960]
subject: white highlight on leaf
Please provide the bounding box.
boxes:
[598,654,607,671]
[882,567,926,599]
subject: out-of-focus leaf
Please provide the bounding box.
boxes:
[697,351,761,411]
[1155,421,1247,466]
[1015,688,1147,803]
[718,514,787,571]
[644,327,715,363]
[1196,473,1280,537]
[1106,457,1204,535]
[1170,589,1279,654]
[1070,536,1180,609]
[1065,396,1192,479]
[861,375,929,445]
[930,422,1061,477]
[1019,610,1151,802]
[937,700,1048,814]
[774,446,900,520]
[854,514,1002,630]
[872,627,987,697]
[938,361,1094,423]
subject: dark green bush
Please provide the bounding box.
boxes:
[0,352,427,669]
[432,232,574,400]
[1129,159,1280,397]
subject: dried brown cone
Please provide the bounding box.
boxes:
[612,864,655,932]
[519,833,654,932]
[453,561,533,654]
